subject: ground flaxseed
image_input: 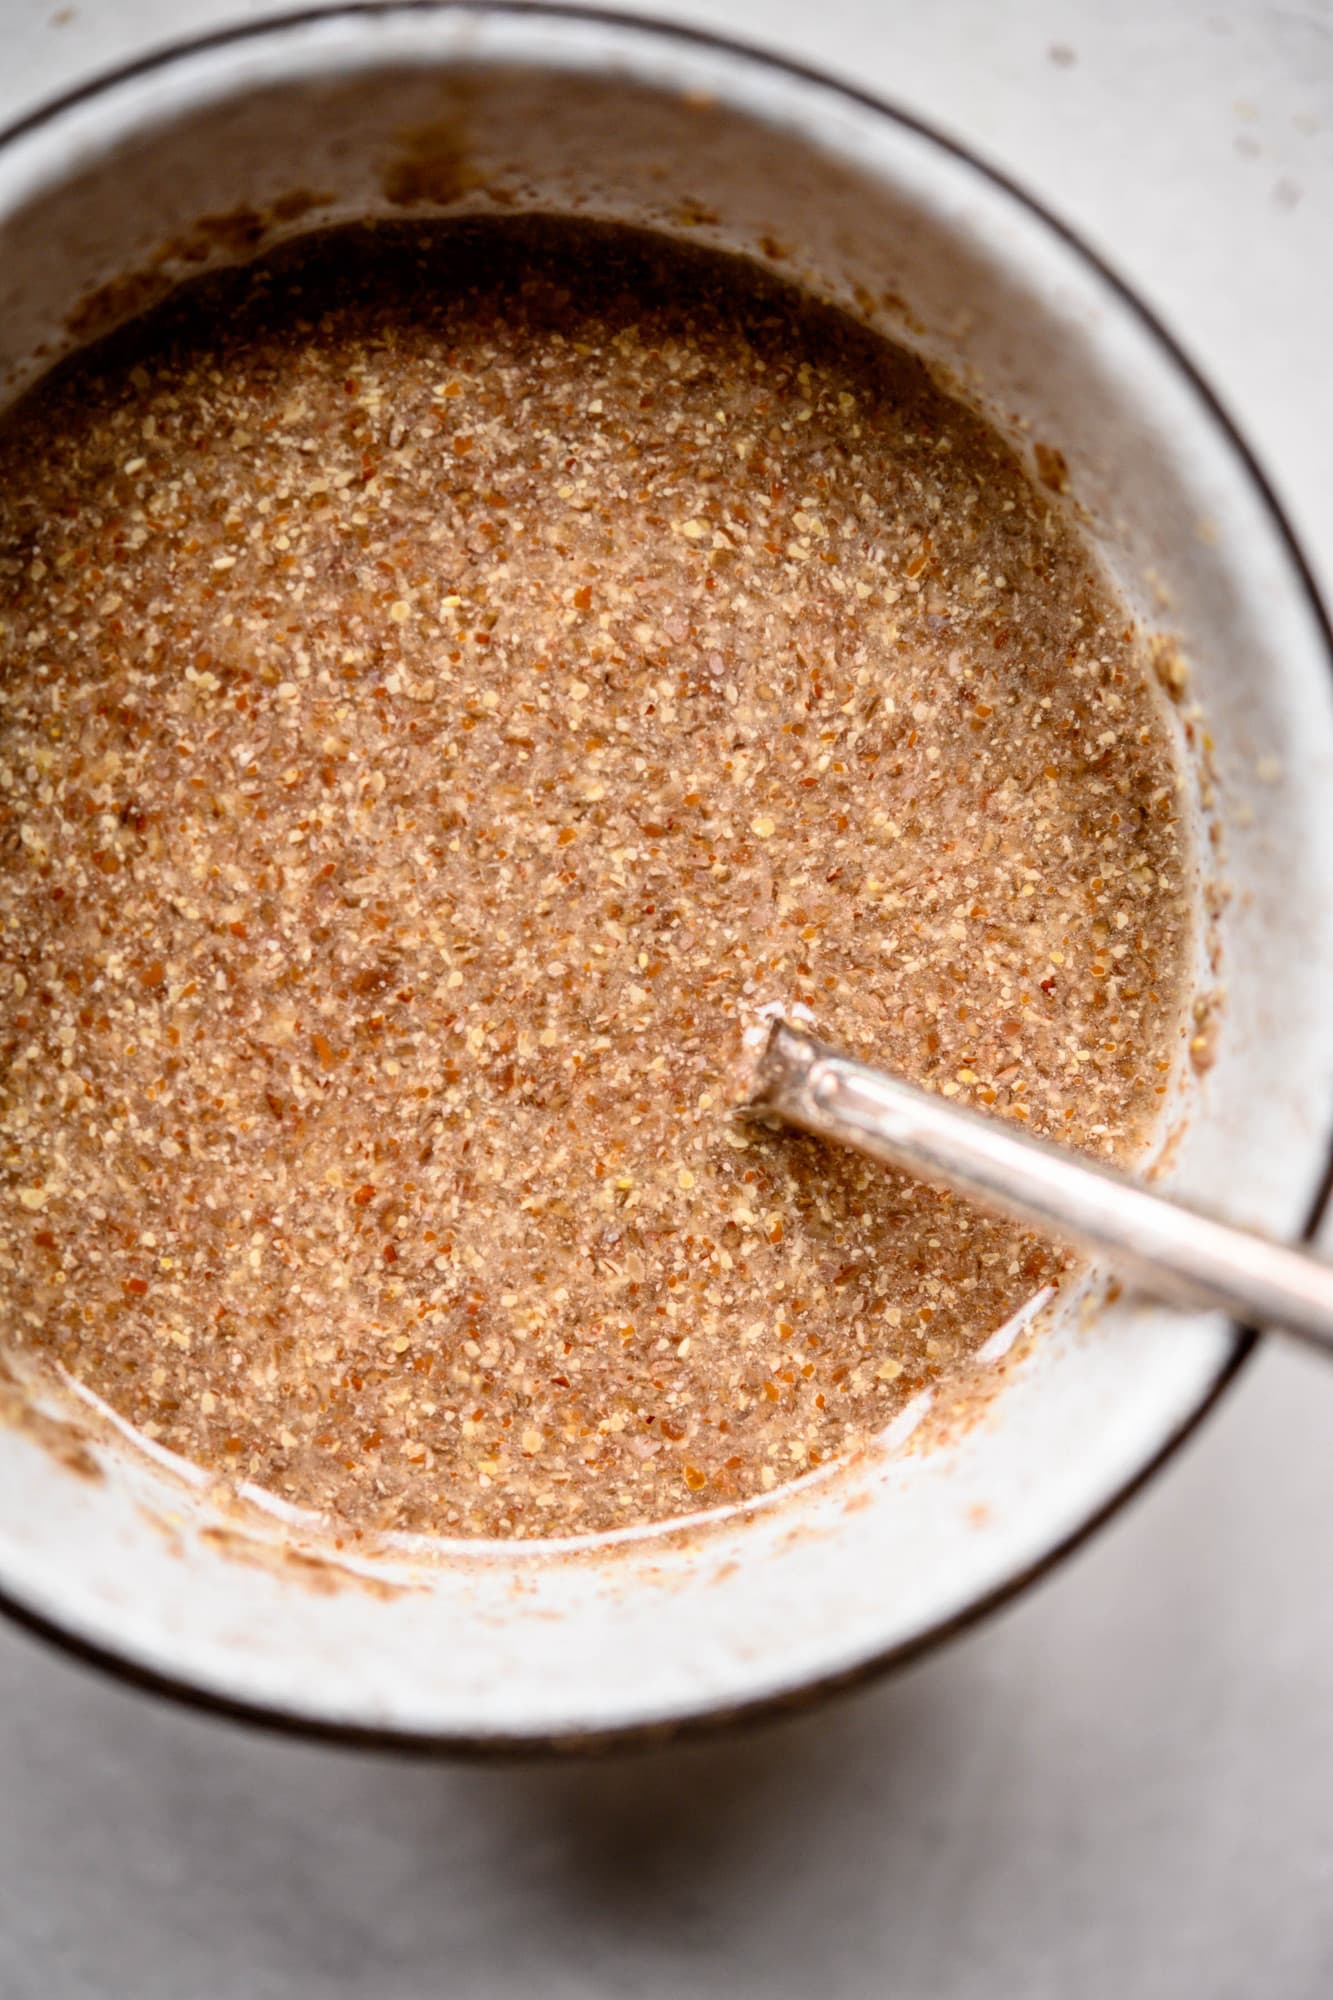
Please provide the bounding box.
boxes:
[0,221,1190,1538]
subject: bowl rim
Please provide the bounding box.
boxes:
[0,0,1327,1757]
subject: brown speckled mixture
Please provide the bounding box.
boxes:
[0,222,1190,1538]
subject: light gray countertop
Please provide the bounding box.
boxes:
[3,3,1332,1995]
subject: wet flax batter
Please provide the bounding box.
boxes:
[0,222,1190,1536]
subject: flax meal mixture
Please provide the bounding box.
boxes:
[0,221,1191,1539]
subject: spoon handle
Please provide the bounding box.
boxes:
[747,1019,1333,1356]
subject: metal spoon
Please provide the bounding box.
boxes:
[744,1017,1333,1355]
